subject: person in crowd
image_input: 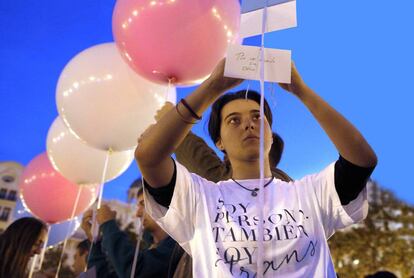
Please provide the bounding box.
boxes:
[81,187,183,278]
[0,217,47,278]
[135,59,377,276]
[72,239,91,276]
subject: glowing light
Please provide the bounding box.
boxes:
[124,53,132,62]
[132,10,138,16]
[211,7,222,20]
[154,93,166,106]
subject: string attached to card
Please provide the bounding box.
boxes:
[256,1,269,277]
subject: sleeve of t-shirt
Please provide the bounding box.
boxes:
[334,155,375,205]
[301,161,370,239]
[143,160,202,245]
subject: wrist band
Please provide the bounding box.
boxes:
[180,99,202,120]
[175,103,197,124]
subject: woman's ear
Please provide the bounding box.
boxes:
[215,139,224,151]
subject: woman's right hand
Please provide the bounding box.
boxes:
[205,58,244,93]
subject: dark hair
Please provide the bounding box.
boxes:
[0,217,47,278]
[270,132,284,167]
[208,90,273,145]
[365,271,398,278]
[76,239,91,257]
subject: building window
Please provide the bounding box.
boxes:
[2,175,15,183]
[0,188,7,199]
[7,190,17,201]
[0,207,11,222]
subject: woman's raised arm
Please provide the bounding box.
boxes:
[280,63,377,168]
[135,59,243,188]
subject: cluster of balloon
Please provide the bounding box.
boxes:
[17,0,241,257]
[113,0,241,86]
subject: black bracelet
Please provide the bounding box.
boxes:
[175,104,197,124]
[180,99,202,120]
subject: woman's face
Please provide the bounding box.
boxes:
[216,99,273,162]
[30,228,47,257]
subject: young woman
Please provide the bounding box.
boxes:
[135,60,377,277]
[0,217,47,278]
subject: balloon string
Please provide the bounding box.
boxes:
[165,77,176,103]
[269,82,278,109]
[130,178,146,277]
[28,254,37,278]
[37,224,51,272]
[55,186,83,278]
[90,148,111,242]
[257,1,268,277]
[130,220,144,278]
[85,148,111,272]
[97,148,111,209]
[244,81,251,100]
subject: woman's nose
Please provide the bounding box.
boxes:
[244,119,255,130]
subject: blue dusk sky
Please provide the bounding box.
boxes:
[1,0,413,204]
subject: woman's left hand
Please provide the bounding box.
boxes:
[278,61,308,99]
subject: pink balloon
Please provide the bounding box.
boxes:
[113,0,241,86]
[19,153,99,224]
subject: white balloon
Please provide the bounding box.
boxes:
[56,42,176,151]
[47,117,134,184]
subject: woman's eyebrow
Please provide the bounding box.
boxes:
[224,109,260,120]
[223,112,240,121]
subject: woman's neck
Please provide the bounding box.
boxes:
[230,158,273,180]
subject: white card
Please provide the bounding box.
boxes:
[224,45,291,83]
[240,1,297,38]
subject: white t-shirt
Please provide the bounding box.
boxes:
[144,161,368,277]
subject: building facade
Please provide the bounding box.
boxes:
[0,161,23,233]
